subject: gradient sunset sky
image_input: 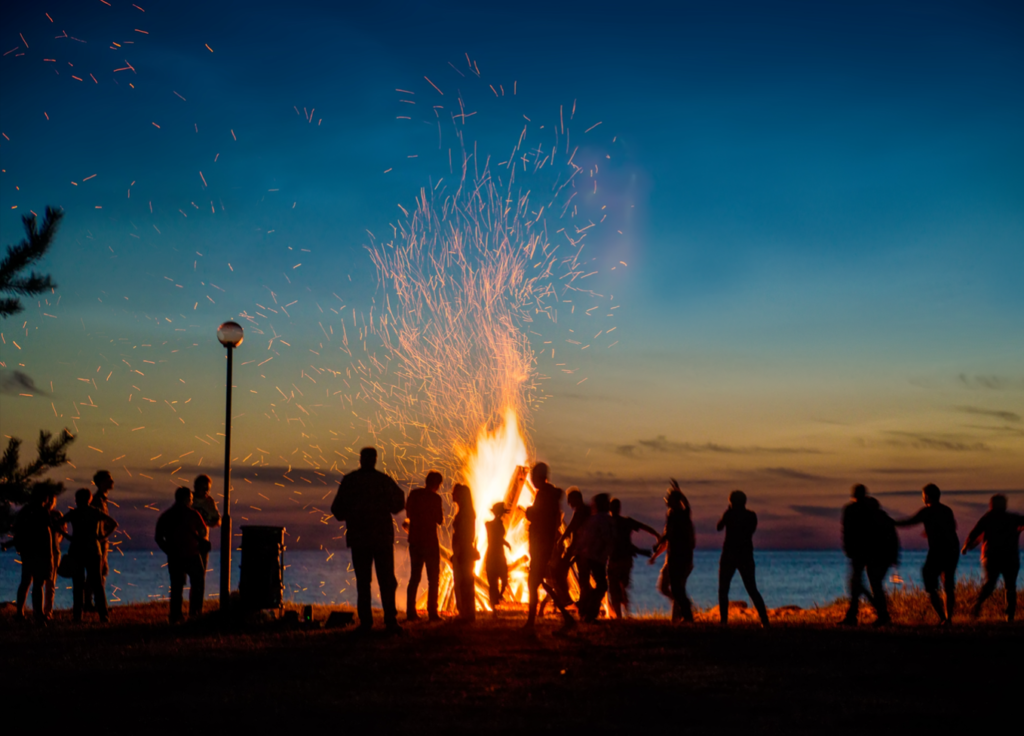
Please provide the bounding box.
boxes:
[1,0,1022,549]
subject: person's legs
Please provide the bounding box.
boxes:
[72,563,85,621]
[31,573,46,623]
[669,555,694,623]
[487,568,500,610]
[16,564,31,617]
[406,546,424,619]
[426,546,440,619]
[588,562,608,622]
[43,574,56,617]
[187,554,205,619]
[576,557,595,620]
[718,556,737,625]
[943,558,958,622]
[374,543,399,628]
[973,562,999,617]
[526,559,544,625]
[844,560,866,623]
[607,560,626,619]
[168,556,186,623]
[738,558,769,626]
[922,556,946,622]
[866,564,890,623]
[1004,562,1019,621]
[350,545,374,629]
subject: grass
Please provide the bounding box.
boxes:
[3,581,1021,734]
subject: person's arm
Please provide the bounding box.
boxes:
[388,478,405,515]
[206,499,221,528]
[893,508,924,528]
[330,481,348,521]
[716,511,728,532]
[155,516,168,554]
[97,512,118,539]
[961,516,985,554]
[633,518,660,540]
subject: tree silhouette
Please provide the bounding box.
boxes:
[0,206,64,318]
[0,429,74,536]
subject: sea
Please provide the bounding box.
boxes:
[2,548,1014,614]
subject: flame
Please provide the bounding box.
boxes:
[459,407,535,606]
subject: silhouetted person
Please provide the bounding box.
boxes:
[156,486,210,623]
[451,483,478,623]
[717,490,769,627]
[546,487,590,614]
[576,493,615,622]
[962,494,1024,622]
[191,474,220,573]
[404,470,444,622]
[12,489,60,622]
[61,487,117,623]
[485,502,511,613]
[331,447,405,633]
[650,481,696,623]
[84,470,115,612]
[841,484,896,626]
[895,483,959,625]
[525,462,563,628]
[608,497,659,619]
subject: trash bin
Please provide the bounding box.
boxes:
[239,525,285,610]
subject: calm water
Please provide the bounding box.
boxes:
[2,548,1011,613]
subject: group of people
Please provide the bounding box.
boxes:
[5,448,1022,629]
[841,483,1024,626]
[4,471,221,624]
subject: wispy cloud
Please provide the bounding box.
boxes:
[955,405,1021,423]
[790,504,840,520]
[956,374,1024,391]
[614,435,823,458]
[884,431,990,452]
[760,467,828,482]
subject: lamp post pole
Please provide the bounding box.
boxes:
[217,321,244,610]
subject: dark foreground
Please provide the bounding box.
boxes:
[4,597,1023,735]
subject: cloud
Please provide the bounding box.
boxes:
[956,374,1024,391]
[0,370,47,396]
[790,504,840,520]
[955,406,1021,423]
[884,431,990,452]
[614,435,823,458]
[760,467,827,482]
[868,467,957,475]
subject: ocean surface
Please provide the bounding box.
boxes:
[2,548,1015,614]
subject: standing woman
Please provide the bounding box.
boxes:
[61,488,118,623]
[451,483,478,622]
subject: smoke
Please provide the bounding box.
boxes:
[0,370,47,396]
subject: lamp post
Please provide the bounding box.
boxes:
[217,320,244,610]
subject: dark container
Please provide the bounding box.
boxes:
[239,525,285,610]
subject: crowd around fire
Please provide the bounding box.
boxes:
[4,446,1023,630]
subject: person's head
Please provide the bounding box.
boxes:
[359,447,377,470]
[425,470,443,491]
[93,470,113,493]
[729,490,747,510]
[75,488,92,507]
[922,483,940,505]
[610,498,622,516]
[175,486,193,506]
[452,483,473,512]
[491,502,506,519]
[593,493,611,515]
[990,494,1008,512]
[530,462,549,490]
[194,474,212,497]
[851,484,867,501]
[566,487,583,508]
[666,489,684,509]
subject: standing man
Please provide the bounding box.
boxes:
[962,494,1024,622]
[524,462,563,629]
[716,490,770,627]
[155,487,210,623]
[331,447,405,633]
[191,474,221,574]
[576,493,616,622]
[841,484,893,626]
[649,482,696,623]
[895,483,959,625]
[609,496,660,619]
[62,488,117,623]
[404,470,444,622]
[85,470,115,611]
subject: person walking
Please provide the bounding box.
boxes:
[962,494,1024,622]
[524,463,563,628]
[576,493,615,623]
[716,490,770,627]
[485,502,511,613]
[650,482,696,623]
[451,483,478,622]
[61,488,117,623]
[84,470,115,611]
[840,484,897,626]
[191,474,220,573]
[11,489,60,623]
[608,497,659,619]
[404,470,444,622]
[895,483,959,625]
[155,486,210,623]
[330,447,405,633]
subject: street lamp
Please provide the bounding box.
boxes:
[217,320,244,610]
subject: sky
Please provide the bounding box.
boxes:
[1,0,1022,550]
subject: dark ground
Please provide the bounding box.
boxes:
[3,601,1021,734]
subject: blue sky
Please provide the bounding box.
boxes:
[1,0,1022,548]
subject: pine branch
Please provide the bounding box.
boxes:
[0,206,63,319]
